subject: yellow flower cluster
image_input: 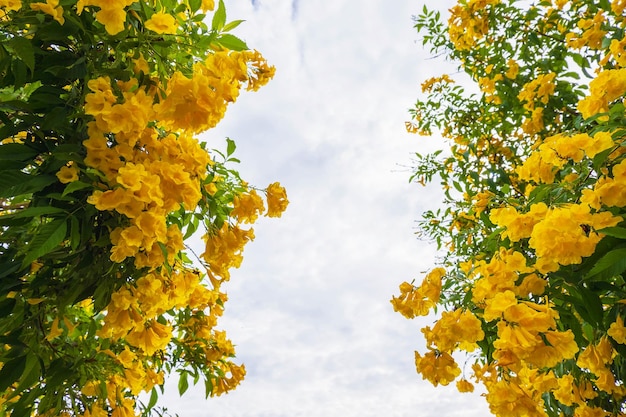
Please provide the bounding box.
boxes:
[516,132,615,184]
[578,68,626,120]
[154,50,274,133]
[202,224,255,282]
[391,268,444,318]
[420,74,454,94]
[517,72,557,111]
[566,11,607,50]
[414,349,460,387]
[448,0,500,51]
[584,159,626,208]
[529,203,621,269]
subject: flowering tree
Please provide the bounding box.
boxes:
[393,1,626,416]
[0,0,288,416]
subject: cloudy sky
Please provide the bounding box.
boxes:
[161,1,491,416]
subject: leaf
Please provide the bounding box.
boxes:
[215,34,248,51]
[0,206,66,220]
[0,355,27,392]
[211,0,226,31]
[0,172,56,199]
[226,137,236,156]
[598,227,626,240]
[62,181,91,196]
[223,19,245,32]
[70,216,80,251]
[8,37,35,74]
[0,143,38,162]
[178,371,189,395]
[22,219,68,267]
[15,353,41,392]
[188,0,202,13]
[204,377,214,398]
[585,248,626,279]
[147,387,159,410]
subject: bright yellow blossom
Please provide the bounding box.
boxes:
[145,11,177,34]
[30,0,64,24]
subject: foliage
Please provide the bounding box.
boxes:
[394,1,626,416]
[0,0,288,416]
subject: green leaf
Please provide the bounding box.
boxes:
[0,172,56,199]
[62,181,91,196]
[188,0,202,13]
[15,353,41,392]
[0,143,38,162]
[147,387,159,410]
[585,248,626,279]
[70,216,80,251]
[212,0,226,31]
[204,377,214,398]
[8,37,35,75]
[215,34,248,51]
[0,355,27,392]
[598,227,626,240]
[178,371,189,395]
[0,206,66,220]
[223,19,245,32]
[226,137,236,157]
[22,219,68,267]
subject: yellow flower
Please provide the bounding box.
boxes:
[577,336,615,375]
[578,68,626,120]
[201,0,215,11]
[266,182,289,217]
[608,315,626,344]
[391,268,443,318]
[145,11,177,34]
[46,316,63,341]
[505,59,519,79]
[231,190,265,224]
[425,308,484,352]
[56,165,79,183]
[95,4,127,35]
[0,0,21,12]
[483,290,517,322]
[456,378,474,393]
[126,320,172,356]
[414,349,461,386]
[30,0,64,25]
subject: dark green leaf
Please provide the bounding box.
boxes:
[8,37,35,75]
[0,355,27,392]
[0,172,56,199]
[70,216,80,251]
[0,143,38,162]
[0,298,16,317]
[585,248,626,279]
[62,181,91,196]
[22,219,68,267]
[0,206,66,220]
[15,353,41,392]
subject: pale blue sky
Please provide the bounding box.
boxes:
[161,1,491,416]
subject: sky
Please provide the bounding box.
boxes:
[161,1,492,416]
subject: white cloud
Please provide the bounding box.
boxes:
[160,0,491,416]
